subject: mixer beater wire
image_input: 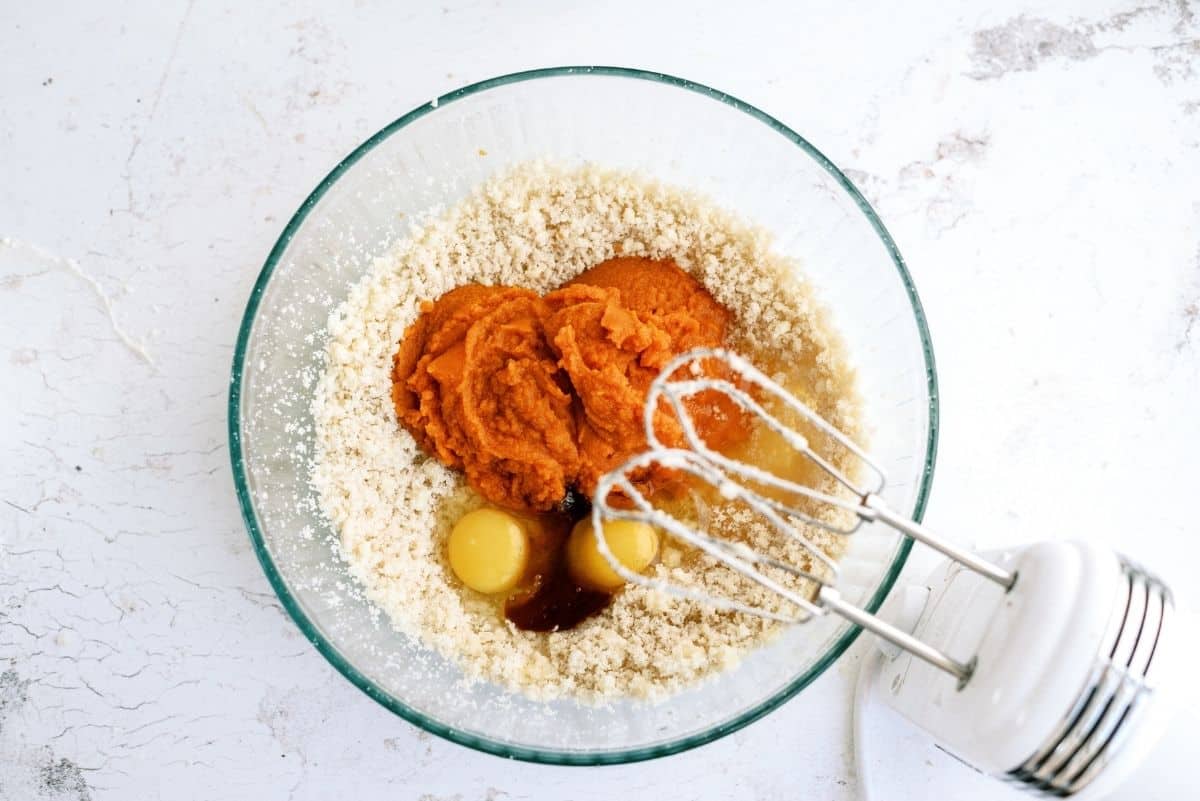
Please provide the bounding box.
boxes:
[591,348,1017,686]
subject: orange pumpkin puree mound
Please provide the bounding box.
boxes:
[543,283,677,497]
[567,257,751,466]
[392,257,750,512]
[567,257,729,351]
[394,286,579,511]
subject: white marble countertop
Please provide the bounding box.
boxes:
[3,1,1198,799]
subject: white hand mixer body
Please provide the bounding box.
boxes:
[879,540,1196,799]
[591,348,1197,799]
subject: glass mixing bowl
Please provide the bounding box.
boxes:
[229,67,938,764]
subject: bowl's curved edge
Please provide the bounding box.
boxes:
[227,65,938,765]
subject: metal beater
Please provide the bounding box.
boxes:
[591,348,1196,800]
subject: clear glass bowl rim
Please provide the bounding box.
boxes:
[227,65,939,765]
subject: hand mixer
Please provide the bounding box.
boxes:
[591,348,1197,800]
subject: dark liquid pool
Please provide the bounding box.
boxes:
[502,489,613,632]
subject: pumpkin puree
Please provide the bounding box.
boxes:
[393,257,748,511]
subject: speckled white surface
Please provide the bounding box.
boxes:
[2,1,1198,799]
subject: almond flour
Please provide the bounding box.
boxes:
[310,163,859,701]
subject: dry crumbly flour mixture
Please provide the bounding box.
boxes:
[310,163,860,701]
